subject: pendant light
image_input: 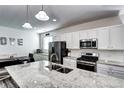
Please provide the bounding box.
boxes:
[35,5,49,21]
[22,5,32,29]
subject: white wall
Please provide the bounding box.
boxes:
[0,26,39,59]
[40,16,124,62]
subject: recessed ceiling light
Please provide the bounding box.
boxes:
[52,19,57,22]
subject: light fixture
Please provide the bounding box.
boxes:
[22,5,32,29]
[52,19,57,22]
[22,22,32,29]
[35,5,49,21]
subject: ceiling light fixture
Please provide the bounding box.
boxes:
[52,19,57,22]
[35,5,49,21]
[22,5,32,29]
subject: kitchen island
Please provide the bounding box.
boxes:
[5,60,124,88]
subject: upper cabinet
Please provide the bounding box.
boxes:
[109,25,124,50]
[79,30,87,39]
[72,31,80,49]
[79,29,98,39]
[98,25,124,50]
[87,29,98,39]
[53,25,124,50]
[66,32,72,49]
[98,28,110,49]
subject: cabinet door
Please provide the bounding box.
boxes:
[97,67,109,75]
[72,31,80,49]
[109,25,124,50]
[98,28,110,49]
[97,63,124,79]
[70,59,77,68]
[79,30,88,39]
[63,58,76,68]
[87,29,98,39]
[63,58,70,66]
[66,33,72,49]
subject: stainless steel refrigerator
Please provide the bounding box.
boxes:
[49,41,68,64]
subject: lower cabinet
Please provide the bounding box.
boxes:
[97,63,124,79]
[63,57,76,68]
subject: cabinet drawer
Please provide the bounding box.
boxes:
[111,70,124,79]
[63,58,76,68]
[97,63,124,79]
[97,63,124,72]
[97,64,110,70]
[97,67,109,75]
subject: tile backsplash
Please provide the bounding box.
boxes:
[70,49,124,62]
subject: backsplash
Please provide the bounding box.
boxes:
[70,49,124,62]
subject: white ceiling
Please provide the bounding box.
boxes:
[0,5,124,31]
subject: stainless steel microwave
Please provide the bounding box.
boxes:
[80,38,98,49]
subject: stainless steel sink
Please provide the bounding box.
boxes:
[57,67,73,74]
[46,64,73,74]
[46,64,62,70]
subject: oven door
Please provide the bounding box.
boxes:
[77,61,96,72]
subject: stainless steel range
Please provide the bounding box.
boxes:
[76,52,99,72]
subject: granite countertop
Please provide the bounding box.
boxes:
[98,60,124,67]
[5,61,124,88]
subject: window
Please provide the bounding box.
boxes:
[43,36,53,50]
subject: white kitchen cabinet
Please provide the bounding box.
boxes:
[98,25,124,50]
[98,28,110,49]
[79,29,98,39]
[79,30,88,39]
[87,29,98,39]
[97,63,124,79]
[63,57,76,68]
[109,25,124,50]
[72,31,80,49]
[66,33,72,49]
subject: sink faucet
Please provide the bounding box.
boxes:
[49,53,59,70]
[50,53,59,62]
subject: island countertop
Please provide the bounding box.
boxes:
[5,61,124,88]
